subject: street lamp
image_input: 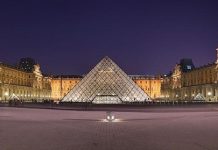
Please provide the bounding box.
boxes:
[106,111,115,122]
[208,92,212,101]
[4,92,9,102]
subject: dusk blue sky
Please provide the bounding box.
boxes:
[0,0,218,75]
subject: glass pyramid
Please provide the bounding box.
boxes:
[194,93,205,101]
[62,56,150,104]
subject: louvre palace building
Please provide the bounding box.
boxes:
[0,48,218,103]
[0,58,51,101]
[161,48,218,102]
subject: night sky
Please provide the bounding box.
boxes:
[1,0,218,75]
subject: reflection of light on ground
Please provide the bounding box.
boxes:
[100,119,124,123]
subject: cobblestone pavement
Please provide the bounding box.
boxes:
[0,107,218,150]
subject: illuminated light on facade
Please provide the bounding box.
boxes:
[62,56,150,104]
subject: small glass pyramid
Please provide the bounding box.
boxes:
[194,93,205,101]
[62,56,150,104]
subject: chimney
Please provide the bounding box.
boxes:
[216,48,218,64]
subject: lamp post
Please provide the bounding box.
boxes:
[192,94,195,100]
[185,94,187,99]
[4,91,9,103]
[208,92,212,102]
[175,94,179,105]
[106,111,115,122]
[176,94,179,99]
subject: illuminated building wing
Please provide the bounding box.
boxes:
[62,56,150,104]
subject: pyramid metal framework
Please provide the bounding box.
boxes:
[194,93,205,101]
[62,56,150,104]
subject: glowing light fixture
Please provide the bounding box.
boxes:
[208,92,212,96]
[106,111,115,122]
[4,92,9,96]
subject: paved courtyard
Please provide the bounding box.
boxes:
[1,107,218,150]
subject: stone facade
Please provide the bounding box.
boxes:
[51,75,82,100]
[161,49,218,102]
[131,75,162,99]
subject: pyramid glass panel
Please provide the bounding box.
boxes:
[62,56,150,104]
